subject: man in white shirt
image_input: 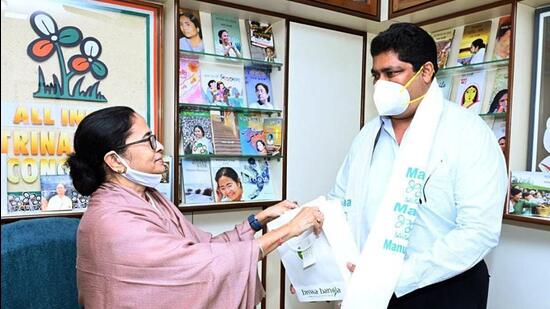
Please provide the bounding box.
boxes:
[45,183,73,211]
[329,23,507,308]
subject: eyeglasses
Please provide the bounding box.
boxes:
[118,134,157,150]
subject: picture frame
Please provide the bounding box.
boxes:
[506,171,550,225]
[0,0,163,220]
[527,6,549,174]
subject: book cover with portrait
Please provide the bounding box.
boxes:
[454,71,487,114]
[210,110,241,155]
[244,66,274,109]
[456,20,492,65]
[210,158,246,202]
[210,158,274,202]
[211,14,242,57]
[263,117,283,155]
[178,8,204,52]
[40,175,77,211]
[179,110,214,155]
[430,28,455,69]
[238,112,267,156]
[246,19,277,62]
[179,56,205,104]
[493,15,512,60]
[181,159,214,204]
[482,68,508,114]
[201,61,245,107]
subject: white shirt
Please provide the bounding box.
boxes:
[46,195,73,211]
[330,91,507,297]
[470,47,486,64]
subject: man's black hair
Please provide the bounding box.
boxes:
[371,23,438,77]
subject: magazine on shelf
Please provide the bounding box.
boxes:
[482,68,508,114]
[493,15,512,60]
[437,75,454,100]
[456,20,492,65]
[211,14,242,57]
[244,66,275,110]
[201,61,245,107]
[178,9,204,52]
[157,156,173,200]
[263,117,283,155]
[245,20,277,62]
[510,171,550,219]
[490,118,506,141]
[210,110,241,155]
[454,71,487,114]
[210,158,275,202]
[40,175,78,211]
[431,28,455,69]
[179,56,205,104]
[182,159,214,204]
[238,113,267,156]
[180,110,214,155]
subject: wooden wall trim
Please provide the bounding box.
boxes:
[389,0,452,19]
[417,0,512,26]
[288,0,380,21]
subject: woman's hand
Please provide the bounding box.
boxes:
[215,189,223,202]
[287,207,324,237]
[255,200,297,225]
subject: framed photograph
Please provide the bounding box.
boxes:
[40,174,88,212]
[527,6,550,173]
[389,0,451,18]
[507,171,550,224]
[0,0,163,219]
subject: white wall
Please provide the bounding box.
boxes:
[285,22,364,308]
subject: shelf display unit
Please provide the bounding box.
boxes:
[174,1,287,211]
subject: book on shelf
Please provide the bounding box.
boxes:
[179,56,205,104]
[201,61,245,107]
[493,15,512,60]
[244,66,275,110]
[431,28,455,69]
[437,75,454,100]
[482,67,508,114]
[263,117,283,155]
[456,20,492,66]
[210,110,241,155]
[454,71,487,114]
[157,156,173,200]
[210,158,275,202]
[178,8,205,52]
[180,110,214,155]
[211,14,242,58]
[238,113,267,156]
[490,118,506,141]
[245,20,277,62]
[181,159,214,204]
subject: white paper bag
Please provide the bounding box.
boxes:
[267,196,359,302]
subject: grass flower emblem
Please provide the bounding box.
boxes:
[26,11,108,102]
[69,38,108,80]
[27,11,82,61]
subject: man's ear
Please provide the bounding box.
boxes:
[421,62,436,83]
[104,151,126,174]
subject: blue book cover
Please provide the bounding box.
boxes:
[244,66,274,109]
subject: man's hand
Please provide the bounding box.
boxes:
[347,262,356,273]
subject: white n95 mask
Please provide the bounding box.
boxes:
[373,65,425,116]
[111,152,162,188]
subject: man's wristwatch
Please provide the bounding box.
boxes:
[247,214,263,232]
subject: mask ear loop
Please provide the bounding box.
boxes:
[402,64,427,104]
[105,150,127,174]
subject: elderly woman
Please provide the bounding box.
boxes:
[68,106,323,308]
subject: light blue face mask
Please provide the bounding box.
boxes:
[111,152,162,188]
